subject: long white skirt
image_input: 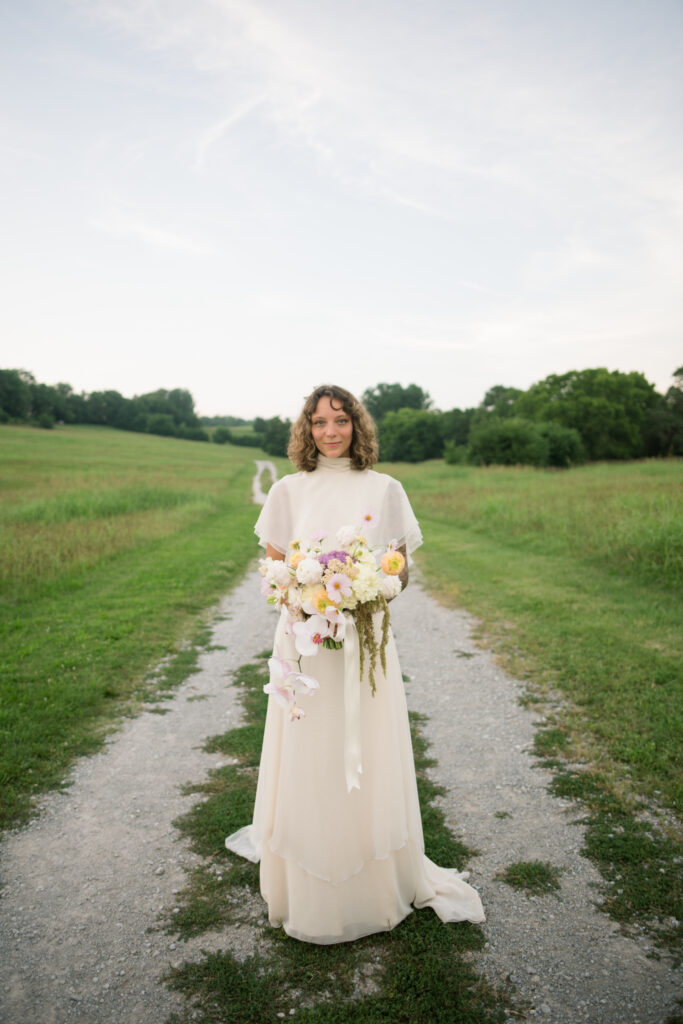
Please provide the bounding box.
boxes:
[226,613,485,944]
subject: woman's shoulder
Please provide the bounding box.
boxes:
[365,469,404,491]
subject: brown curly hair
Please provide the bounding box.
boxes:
[288,384,378,472]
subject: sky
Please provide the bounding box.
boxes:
[1,0,681,420]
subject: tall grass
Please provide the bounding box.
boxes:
[390,460,683,588]
[385,458,683,813]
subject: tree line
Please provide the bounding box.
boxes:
[2,366,681,465]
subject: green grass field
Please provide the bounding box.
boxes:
[0,425,261,828]
[387,459,682,814]
[1,426,681,953]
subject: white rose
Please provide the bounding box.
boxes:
[380,574,402,600]
[335,525,357,549]
[296,557,323,585]
[270,560,291,588]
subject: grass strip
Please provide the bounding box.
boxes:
[163,655,516,1023]
[495,861,563,896]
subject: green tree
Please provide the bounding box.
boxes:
[262,417,291,457]
[212,426,232,444]
[513,368,658,460]
[0,369,33,420]
[479,385,524,418]
[439,407,476,446]
[361,383,431,423]
[379,408,443,462]
[643,367,683,456]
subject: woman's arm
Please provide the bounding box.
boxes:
[397,544,409,592]
[266,544,286,562]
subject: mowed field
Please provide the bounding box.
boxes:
[1,425,681,846]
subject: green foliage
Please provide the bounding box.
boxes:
[468,417,549,466]
[443,440,468,465]
[362,382,432,422]
[0,370,208,442]
[535,420,585,467]
[379,408,443,462]
[479,385,524,418]
[228,430,264,448]
[212,426,231,444]
[0,368,33,419]
[261,416,291,457]
[645,366,683,456]
[513,368,658,460]
[467,417,583,467]
[439,406,476,445]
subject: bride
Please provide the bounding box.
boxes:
[226,384,484,944]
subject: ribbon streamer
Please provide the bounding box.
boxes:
[343,620,363,792]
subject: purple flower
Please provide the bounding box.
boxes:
[319,549,350,566]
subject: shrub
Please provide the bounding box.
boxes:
[443,440,468,465]
[469,418,548,467]
[379,408,444,462]
[535,421,585,467]
[212,427,232,445]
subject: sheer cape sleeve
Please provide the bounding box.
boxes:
[254,477,292,554]
[379,477,423,556]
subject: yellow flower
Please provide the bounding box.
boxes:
[289,550,305,569]
[381,549,405,576]
[309,586,333,615]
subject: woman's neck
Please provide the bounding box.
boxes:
[316,453,352,471]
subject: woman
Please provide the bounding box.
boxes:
[226,384,484,943]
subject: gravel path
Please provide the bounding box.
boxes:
[0,463,679,1023]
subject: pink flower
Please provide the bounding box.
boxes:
[326,572,353,603]
[359,508,379,529]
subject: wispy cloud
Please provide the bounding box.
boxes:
[194,98,264,170]
[90,206,214,256]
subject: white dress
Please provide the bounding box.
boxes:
[226,454,485,944]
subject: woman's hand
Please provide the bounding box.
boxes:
[266,544,286,561]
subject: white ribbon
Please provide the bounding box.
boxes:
[343,620,363,792]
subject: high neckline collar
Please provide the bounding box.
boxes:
[316,453,352,471]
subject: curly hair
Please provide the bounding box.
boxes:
[288,384,378,472]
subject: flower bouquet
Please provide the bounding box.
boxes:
[260,512,405,719]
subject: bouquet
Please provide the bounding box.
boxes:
[260,511,405,719]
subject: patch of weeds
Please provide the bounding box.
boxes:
[454,649,476,659]
[533,727,569,760]
[186,694,209,703]
[139,623,216,706]
[164,655,516,1023]
[494,811,511,820]
[496,860,563,896]
[549,767,683,953]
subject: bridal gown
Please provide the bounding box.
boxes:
[225,454,485,944]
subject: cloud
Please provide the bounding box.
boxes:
[90,205,214,256]
[194,98,265,169]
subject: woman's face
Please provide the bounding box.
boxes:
[311,395,353,459]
